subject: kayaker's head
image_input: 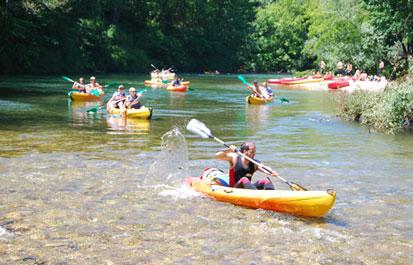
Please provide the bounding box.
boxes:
[253,80,259,88]
[129,87,136,94]
[118,85,125,91]
[90,76,96,83]
[240,142,256,158]
[79,77,84,84]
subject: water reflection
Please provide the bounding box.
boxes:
[68,100,104,128]
[106,115,150,134]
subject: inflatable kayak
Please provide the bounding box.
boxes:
[246,94,273,105]
[69,91,104,101]
[108,106,152,119]
[267,77,307,84]
[166,85,188,92]
[328,80,350,89]
[144,80,190,86]
[185,177,336,217]
[282,78,323,85]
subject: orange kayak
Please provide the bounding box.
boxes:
[185,177,336,217]
[166,85,188,92]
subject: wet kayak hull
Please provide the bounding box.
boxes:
[185,177,336,217]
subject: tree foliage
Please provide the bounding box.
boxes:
[1,0,413,76]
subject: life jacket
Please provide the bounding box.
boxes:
[229,155,256,187]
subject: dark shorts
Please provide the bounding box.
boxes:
[337,69,344,75]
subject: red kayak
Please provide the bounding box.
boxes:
[166,85,187,92]
[328,80,350,89]
[267,77,307,84]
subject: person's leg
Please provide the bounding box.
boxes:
[253,177,274,190]
[234,177,257,190]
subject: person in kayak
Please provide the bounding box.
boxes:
[107,85,126,111]
[88,76,103,95]
[262,81,273,98]
[125,87,142,109]
[171,76,181,87]
[250,80,265,98]
[72,77,87,93]
[215,142,278,190]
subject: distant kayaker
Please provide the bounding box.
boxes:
[72,77,87,93]
[171,76,181,87]
[262,82,273,98]
[320,60,326,75]
[107,85,126,111]
[376,60,385,81]
[345,63,353,76]
[88,76,103,95]
[125,87,142,109]
[250,80,265,98]
[337,61,343,77]
[215,142,278,190]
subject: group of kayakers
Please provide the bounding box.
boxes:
[72,76,104,95]
[315,60,386,81]
[106,85,143,112]
[151,68,176,83]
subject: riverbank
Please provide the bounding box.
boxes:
[338,78,413,133]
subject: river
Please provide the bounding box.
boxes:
[0,74,412,264]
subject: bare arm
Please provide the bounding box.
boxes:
[215,145,237,167]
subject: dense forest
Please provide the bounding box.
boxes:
[1,0,412,76]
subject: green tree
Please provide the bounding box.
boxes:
[248,0,310,72]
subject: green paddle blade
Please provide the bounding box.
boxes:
[86,104,100,113]
[62,76,75,83]
[279,97,290,103]
[237,75,252,86]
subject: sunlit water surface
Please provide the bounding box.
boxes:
[0,74,412,264]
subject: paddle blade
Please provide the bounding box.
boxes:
[186,119,212,139]
[289,182,307,191]
[237,75,248,85]
[279,97,290,103]
[86,104,99,113]
[136,89,147,97]
[62,76,75,83]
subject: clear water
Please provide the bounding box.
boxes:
[0,74,412,264]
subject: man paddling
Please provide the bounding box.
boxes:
[215,142,278,190]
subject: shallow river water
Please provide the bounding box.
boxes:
[0,74,412,264]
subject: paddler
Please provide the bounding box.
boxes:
[88,76,104,95]
[72,77,87,93]
[250,80,266,98]
[215,142,278,190]
[106,85,126,112]
[125,87,142,109]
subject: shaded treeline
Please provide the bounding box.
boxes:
[1,0,412,76]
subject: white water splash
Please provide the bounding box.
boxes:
[158,184,202,200]
[147,127,189,184]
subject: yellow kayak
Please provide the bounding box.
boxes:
[246,95,273,105]
[70,91,104,101]
[185,177,336,217]
[108,106,152,119]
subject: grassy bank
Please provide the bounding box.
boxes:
[338,79,413,133]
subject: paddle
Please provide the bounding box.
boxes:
[237,75,290,103]
[186,119,307,191]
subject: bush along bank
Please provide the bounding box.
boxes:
[338,79,413,133]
